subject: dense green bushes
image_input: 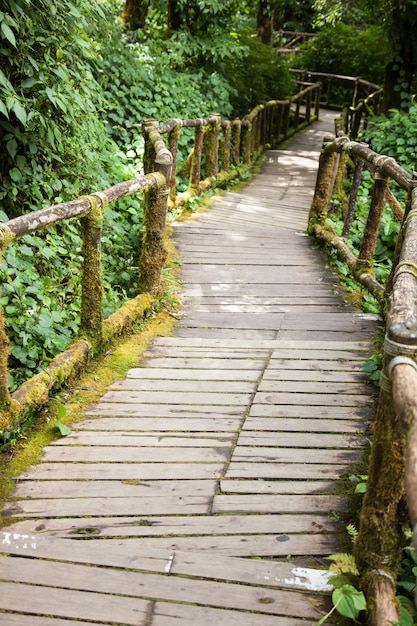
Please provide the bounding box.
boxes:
[296,23,387,85]
[0,0,296,390]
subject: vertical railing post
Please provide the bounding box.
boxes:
[168,120,182,203]
[315,83,321,118]
[190,121,204,188]
[342,159,365,238]
[221,120,231,171]
[305,89,312,123]
[0,227,18,425]
[357,172,389,270]
[282,101,291,139]
[139,119,173,292]
[231,119,241,165]
[242,120,252,164]
[308,136,338,229]
[79,194,105,341]
[274,103,283,146]
[205,114,221,179]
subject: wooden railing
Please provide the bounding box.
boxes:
[273,29,316,53]
[291,70,383,138]
[309,134,416,623]
[0,83,321,434]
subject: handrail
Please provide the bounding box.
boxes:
[291,69,383,135]
[309,133,417,622]
[0,83,321,434]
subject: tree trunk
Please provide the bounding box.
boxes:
[167,0,182,35]
[257,0,274,44]
[121,0,149,30]
[382,3,417,112]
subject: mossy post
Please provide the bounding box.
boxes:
[342,159,364,238]
[308,136,338,230]
[353,386,405,624]
[357,173,388,271]
[242,120,252,164]
[205,114,221,178]
[0,227,19,429]
[168,120,182,203]
[190,121,204,188]
[274,103,283,146]
[231,119,241,166]
[221,121,231,172]
[79,194,104,342]
[139,118,173,293]
[282,101,291,138]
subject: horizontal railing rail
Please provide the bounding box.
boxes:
[291,70,383,138]
[0,83,321,434]
[309,132,417,622]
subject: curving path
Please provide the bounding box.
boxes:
[0,111,378,625]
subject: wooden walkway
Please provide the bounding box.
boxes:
[0,111,378,625]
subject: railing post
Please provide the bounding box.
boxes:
[205,113,221,178]
[231,119,242,165]
[0,227,18,425]
[242,120,252,164]
[357,172,389,270]
[342,158,364,238]
[168,120,182,203]
[305,89,312,123]
[190,121,204,188]
[274,103,283,146]
[139,119,173,292]
[282,101,291,139]
[308,136,338,229]
[314,83,321,118]
[221,120,231,171]
[79,194,105,341]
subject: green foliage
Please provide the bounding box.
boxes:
[296,23,387,86]
[316,553,366,624]
[362,353,383,384]
[219,31,296,117]
[392,540,417,625]
[363,104,417,168]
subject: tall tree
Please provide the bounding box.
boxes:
[257,0,275,43]
[121,0,150,30]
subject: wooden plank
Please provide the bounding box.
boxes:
[248,404,370,419]
[17,463,224,481]
[212,494,345,514]
[254,392,373,406]
[152,602,312,626]
[258,380,373,395]
[109,379,257,392]
[232,447,360,464]
[176,312,285,329]
[0,616,95,626]
[100,391,252,405]
[0,582,151,625]
[226,462,348,479]
[87,404,246,416]
[5,513,338,538]
[243,417,368,433]
[262,369,368,382]
[220,480,336,494]
[152,337,372,350]
[0,558,324,619]
[41,446,230,463]
[126,368,261,380]
[174,328,277,339]
[2,495,210,518]
[51,433,234,447]
[139,357,265,369]
[12,479,218,500]
[75,417,242,431]
[236,432,365,448]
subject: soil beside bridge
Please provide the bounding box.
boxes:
[0,111,379,625]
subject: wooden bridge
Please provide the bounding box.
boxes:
[0,110,382,624]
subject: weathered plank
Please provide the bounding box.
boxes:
[109,379,257,392]
[75,417,242,431]
[50,433,235,447]
[225,462,350,479]
[236,432,365,448]
[17,462,223,480]
[41,446,230,463]
[100,391,252,405]
[4,513,338,538]
[212,494,345,514]
[232,447,361,463]
[243,417,368,432]
[86,403,246,416]
[220,479,335,494]
[0,582,151,625]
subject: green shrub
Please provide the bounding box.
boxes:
[296,23,387,85]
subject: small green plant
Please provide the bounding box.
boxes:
[362,353,383,384]
[54,401,71,437]
[349,473,368,495]
[316,553,367,624]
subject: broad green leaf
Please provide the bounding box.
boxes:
[332,585,366,620]
[1,22,16,47]
[13,100,27,125]
[54,419,71,437]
